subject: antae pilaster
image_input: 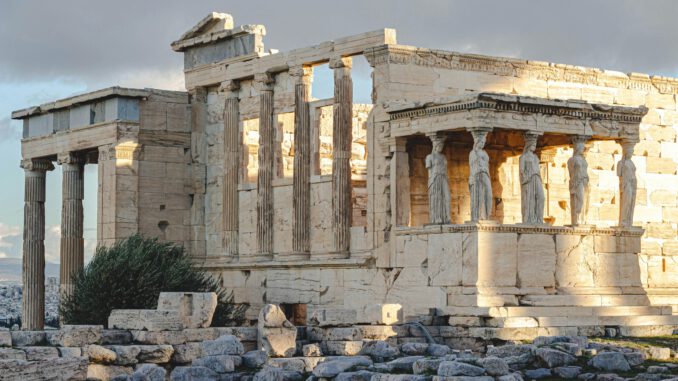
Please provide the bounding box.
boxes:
[221,80,241,257]
[21,158,54,330]
[58,152,85,300]
[255,72,275,256]
[330,56,353,255]
[291,66,313,255]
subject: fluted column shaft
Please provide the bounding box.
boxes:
[221,81,241,257]
[291,66,313,254]
[330,56,353,255]
[21,158,54,330]
[58,153,85,299]
[256,73,275,255]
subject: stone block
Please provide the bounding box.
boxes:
[202,335,244,356]
[646,157,677,174]
[358,325,400,340]
[0,357,88,381]
[131,330,187,345]
[0,348,27,360]
[108,309,183,331]
[517,234,555,288]
[428,233,463,286]
[171,342,203,364]
[323,340,363,356]
[101,330,133,345]
[107,345,140,366]
[87,344,117,364]
[0,330,10,347]
[192,354,236,373]
[366,304,403,325]
[87,364,134,380]
[10,330,46,346]
[258,304,297,358]
[309,307,357,327]
[137,345,174,363]
[325,327,363,341]
[47,325,103,347]
[24,346,59,361]
[302,343,323,357]
[157,292,218,329]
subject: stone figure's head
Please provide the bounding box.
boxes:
[524,133,538,153]
[472,130,488,150]
[432,136,445,153]
[572,136,588,156]
[622,141,635,159]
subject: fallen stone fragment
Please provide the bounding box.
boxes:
[413,358,443,374]
[0,356,88,380]
[334,370,374,381]
[486,344,535,368]
[553,365,581,379]
[480,356,509,376]
[201,334,244,356]
[372,375,431,381]
[170,365,219,381]
[253,366,285,381]
[302,343,322,357]
[0,348,27,360]
[595,373,625,381]
[438,361,486,377]
[577,373,596,380]
[131,363,166,381]
[243,350,269,368]
[359,340,399,362]
[193,354,236,373]
[535,347,576,368]
[401,342,429,355]
[258,305,297,358]
[107,345,140,365]
[647,346,671,360]
[624,351,645,366]
[523,368,551,379]
[647,365,669,374]
[87,364,134,380]
[589,352,631,372]
[427,343,451,357]
[171,343,203,364]
[88,344,117,364]
[312,356,372,378]
[58,347,82,358]
[388,355,426,372]
[497,372,524,381]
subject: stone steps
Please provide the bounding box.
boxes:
[438,305,674,318]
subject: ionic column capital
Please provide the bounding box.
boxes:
[20,158,54,172]
[254,72,275,92]
[329,56,353,70]
[289,65,313,84]
[219,80,241,98]
[57,152,85,166]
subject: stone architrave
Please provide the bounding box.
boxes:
[519,133,545,225]
[21,158,54,330]
[425,134,451,224]
[220,80,240,257]
[617,140,637,227]
[290,66,313,254]
[330,56,353,254]
[568,135,590,226]
[468,129,492,221]
[255,72,275,255]
[57,152,85,299]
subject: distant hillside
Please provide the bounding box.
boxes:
[0,258,60,283]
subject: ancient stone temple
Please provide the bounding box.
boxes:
[13,12,678,334]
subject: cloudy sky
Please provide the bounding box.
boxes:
[0,0,676,263]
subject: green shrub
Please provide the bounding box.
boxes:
[60,235,247,327]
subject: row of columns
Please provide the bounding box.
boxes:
[220,56,354,258]
[423,129,638,228]
[21,153,85,330]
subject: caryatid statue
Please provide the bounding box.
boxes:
[617,140,637,227]
[425,134,451,224]
[519,133,545,224]
[567,135,590,226]
[469,129,492,221]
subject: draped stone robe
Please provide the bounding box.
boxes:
[617,157,637,227]
[426,151,451,224]
[469,148,492,221]
[567,154,589,225]
[519,150,545,224]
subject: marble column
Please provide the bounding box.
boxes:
[58,153,85,300]
[255,73,275,255]
[392,139,411,227]
[291,66,313,254]
[330,56,353,254]
[21,158,54,330]
[221,80,240,257]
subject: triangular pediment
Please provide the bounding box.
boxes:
[178,12,234,42]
